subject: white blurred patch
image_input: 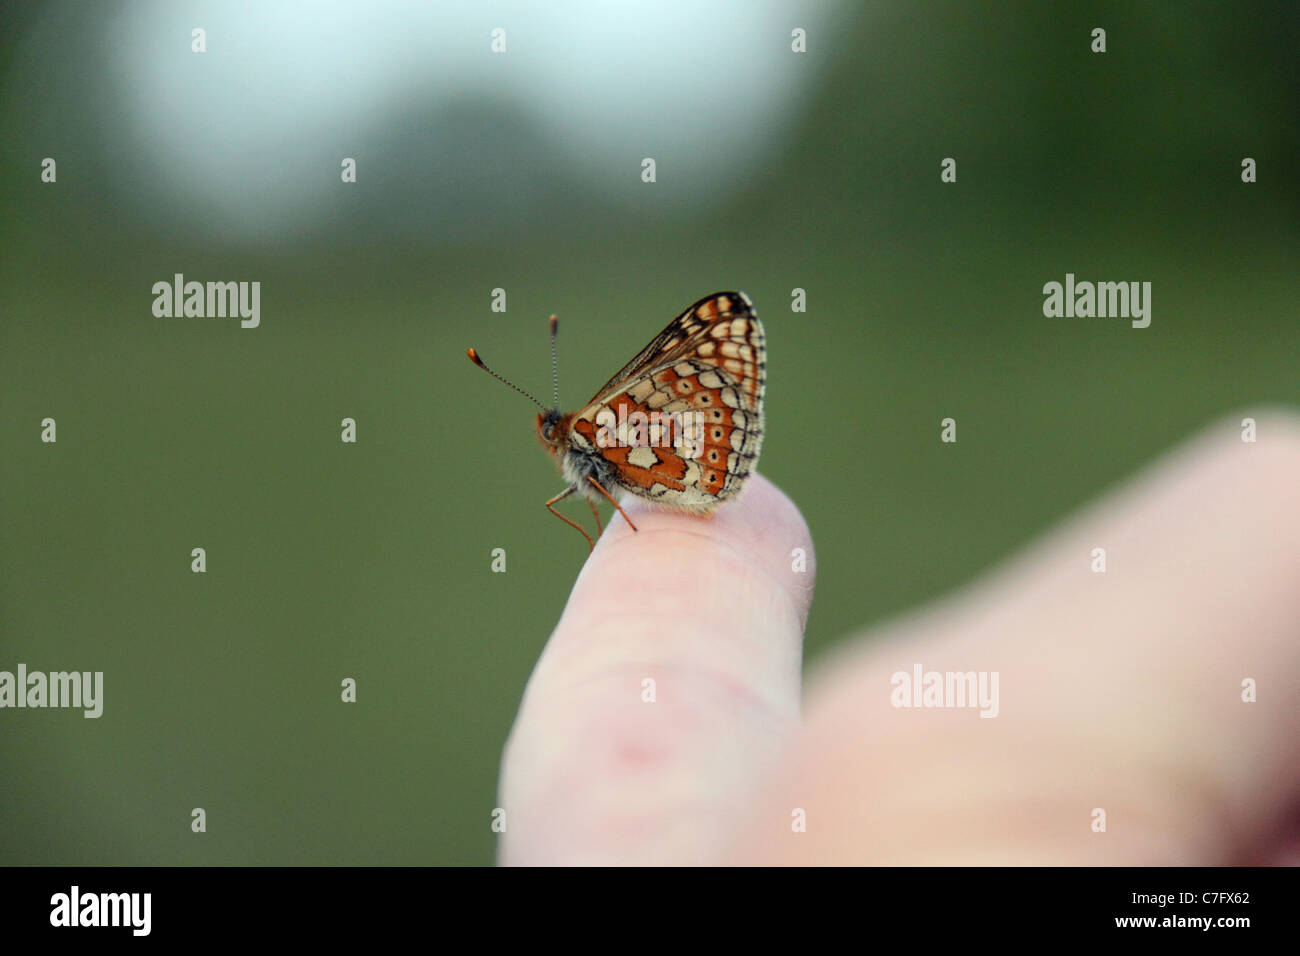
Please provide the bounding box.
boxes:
[69,0,840,243]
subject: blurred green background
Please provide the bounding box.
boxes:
[1,1,1296,865]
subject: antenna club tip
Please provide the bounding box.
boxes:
[549,315,558,331]
[467,347,483,365]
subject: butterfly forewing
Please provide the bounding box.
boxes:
[569,292,765,511]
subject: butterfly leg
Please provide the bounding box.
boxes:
[587,496,603,537]
[586,476,639,533]
[546,486,595,552]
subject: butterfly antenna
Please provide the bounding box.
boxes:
[549,315,560,410]
[466,348,547,410]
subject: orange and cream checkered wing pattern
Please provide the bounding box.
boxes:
[568,291,765,511]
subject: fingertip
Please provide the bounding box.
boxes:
[500,473,814,864]
[592,473,816,624]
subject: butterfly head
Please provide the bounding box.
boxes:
[536,408,566,455]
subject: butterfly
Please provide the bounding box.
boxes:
[467,291,766,550]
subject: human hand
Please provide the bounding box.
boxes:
[498,413,1300,865]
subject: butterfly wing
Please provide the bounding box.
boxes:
[568,291,766,511]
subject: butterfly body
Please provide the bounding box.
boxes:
[536,408,621,505]
[471,291,765,548]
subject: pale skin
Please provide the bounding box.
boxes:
[497,412,1300,865]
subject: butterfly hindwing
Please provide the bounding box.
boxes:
[568,292,765,511]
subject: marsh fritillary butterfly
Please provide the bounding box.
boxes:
[468,291,766,550]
